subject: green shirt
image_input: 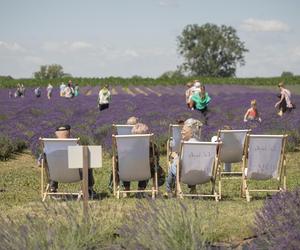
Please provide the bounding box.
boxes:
[191,92,211,110]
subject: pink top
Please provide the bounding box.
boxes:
[281,88,293,108]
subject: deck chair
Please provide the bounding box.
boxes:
[112,134,158,199]
[40,138,81,201]
[241,134,288,202]
[176,141,222,201]
[217,129,250,177]
[112,124,134,135]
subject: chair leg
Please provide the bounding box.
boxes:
[214,192,219,202]
[112,156,116,197]
[152,187,155,200]
[245,184,250,202]
[42,184,49,202]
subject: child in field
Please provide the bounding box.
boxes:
[243,99,262,123]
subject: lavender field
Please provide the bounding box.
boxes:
[1,84,299,157]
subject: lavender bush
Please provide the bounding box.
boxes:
[252,188,300,249]
[0,85,299,158]
[0,201,124,250]
[117,200,217,249]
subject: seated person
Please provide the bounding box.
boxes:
[109,116,140,191]
[122,123,165,197]
[126,116,139,125]
[165,118,202,197]
[41,125,96,198]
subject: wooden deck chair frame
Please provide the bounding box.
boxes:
[112,124,135,135]
[166,124,184,160]
[176,141,222,201]
[241,134,288,202]
[40,138,82,201]
[112,134,158,199]
[217,129,251,178]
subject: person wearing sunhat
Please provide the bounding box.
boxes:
[49,125,96,198]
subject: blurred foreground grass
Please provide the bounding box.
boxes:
[0,150,299,247]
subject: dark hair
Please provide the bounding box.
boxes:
[56,125,71,131]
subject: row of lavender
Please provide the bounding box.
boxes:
[0,85,299,157]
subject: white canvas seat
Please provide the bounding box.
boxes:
[176,141,221,201]
[112,124,134,135]
[241,134,288,202]
[112,134,158,199]
[40,138,81,201]
[217,129,250,177]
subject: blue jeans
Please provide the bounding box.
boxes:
[224,163,232,172]
[166,158,177,192]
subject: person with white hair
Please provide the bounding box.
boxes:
[165,118,202,197]
[126,116,139,125]
[185,80,202,109]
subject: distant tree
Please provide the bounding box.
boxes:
[34,64,67,79]
[131,75,143,79]
[281,71,294,77]
[160,69,185,78]
[177,23,248,77]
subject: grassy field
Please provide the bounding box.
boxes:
[0,150,299,248]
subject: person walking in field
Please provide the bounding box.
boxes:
[74,84,80,97]
[275,82,295,116]
[34,87,42,98]
[98,84,111,111]
[60,82,66,97]
[47,83,53,100]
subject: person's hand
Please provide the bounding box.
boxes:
[258,117,262,122]
[243,119,247,123]
[274,103,278,108]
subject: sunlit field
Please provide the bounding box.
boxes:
[0,84,299,248]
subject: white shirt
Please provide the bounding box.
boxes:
[281,88,293,108]
[98,89,111,104]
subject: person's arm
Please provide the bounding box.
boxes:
[205,93,211,104]
[189,99,195,109]
[275,92,284,108]
[244,109,250,122]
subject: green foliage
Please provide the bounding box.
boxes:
[34,64,70,80]
[159,69,185,79]
[177,23,248,77]
[1,151,300,247]
[281,71,294,77]
[0,202,126,250]
[0,136,13,160]
[118,200,211,249]
[0,135,26,161]
[1,75,300,88]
